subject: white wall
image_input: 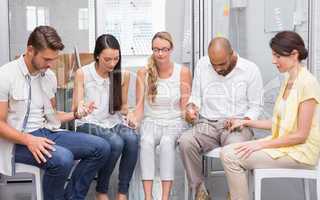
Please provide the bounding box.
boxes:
[231,1,316,200]
[310,0,320,80]
[165,0,186,64]
[0,0,10,66]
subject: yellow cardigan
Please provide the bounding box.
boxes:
[263,67,320,166]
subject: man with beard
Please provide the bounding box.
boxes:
[178,37,264,200]
[0,26,111,200]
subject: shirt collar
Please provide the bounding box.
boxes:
[89,63,109,85]
[17,55,30,78]
[17,55,43,79]
[233,55,246,71]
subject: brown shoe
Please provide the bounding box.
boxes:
[195,183,211,200]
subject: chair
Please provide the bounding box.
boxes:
[2,121,82,200]
[253,160,320,200]
[202,147,253,200]
[2,163,43,200]
[184,148,223,200]
[203,147,224,177]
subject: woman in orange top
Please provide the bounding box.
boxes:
[220,31,320,200]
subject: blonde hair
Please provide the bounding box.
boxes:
[147,31,173,102]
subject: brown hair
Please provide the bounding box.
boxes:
[27,26,64,51]
[147,31,173,102]
[269,31,308,61]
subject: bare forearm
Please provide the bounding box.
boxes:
[134,107,144,122]
[244,119,272,130]
[120,104,129,115]
[260,132,307,149]
[0,121,29,145]
[180,100,188,119]
[55,111,74,123]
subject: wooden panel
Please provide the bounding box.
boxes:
[78,53,94,67]
[51,53,94,88]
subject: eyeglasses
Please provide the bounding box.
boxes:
[152,47,171,54]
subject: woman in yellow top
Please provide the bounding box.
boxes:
[220,30,320,200]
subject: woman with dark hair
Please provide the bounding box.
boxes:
[220,30,320,200]
[72,34,139,200]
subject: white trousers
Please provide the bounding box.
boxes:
[139,119,188,180]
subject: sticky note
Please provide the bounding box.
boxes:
[216,32,223,37]
[223,4,230,16]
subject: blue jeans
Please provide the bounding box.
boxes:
[15,128,111,200]
[77,123,139,194]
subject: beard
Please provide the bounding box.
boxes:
[216,70,227,75]
[31,58,48,73]
[216,64,234,76]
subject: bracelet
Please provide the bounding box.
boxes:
[73,110,81,119]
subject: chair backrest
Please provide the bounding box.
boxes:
[77,53,94,67]
[50,53,94,89]
[52,54,73,89]
[314,159,320,171]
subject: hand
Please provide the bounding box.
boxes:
[123,111,138,129]
[25,134,56,164]
[225,118,245,132]
[235,141,264,159]
[77,101,97,118]
[85,101,97,115]
[185,106,198,124]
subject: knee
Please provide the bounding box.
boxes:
[109,135,124,154]
[140,135,154,149]
[124,134,139,151]
[178,135,194,152]
[160,136,176,150]
[93,137,112,161]
[123,129,139,144]
[224,137,251,146]
[47,147,74,175]
[220,144,237,164]
[224,129,253,146]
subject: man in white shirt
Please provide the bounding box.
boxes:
[178,37,263,200]
[0,26,110,200]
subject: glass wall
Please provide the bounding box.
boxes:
[188,0,309,120]
[9,0,95,58]
[9,0,96,126]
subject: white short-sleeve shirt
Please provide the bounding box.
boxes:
[0,55,59,175]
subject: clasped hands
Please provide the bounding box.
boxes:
[74,101,97,119]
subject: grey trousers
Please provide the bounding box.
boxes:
[178,118,253,190]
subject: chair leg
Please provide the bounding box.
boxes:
[254,175,262,200]
[184,171,189,200]
[303,179,310,200]
[248,170,254,200]
[34,171,42,200]
[202,156,207,177]
[316,178,320,200]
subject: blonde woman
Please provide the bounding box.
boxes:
[127,32,191,200]
[221,31,320,200]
